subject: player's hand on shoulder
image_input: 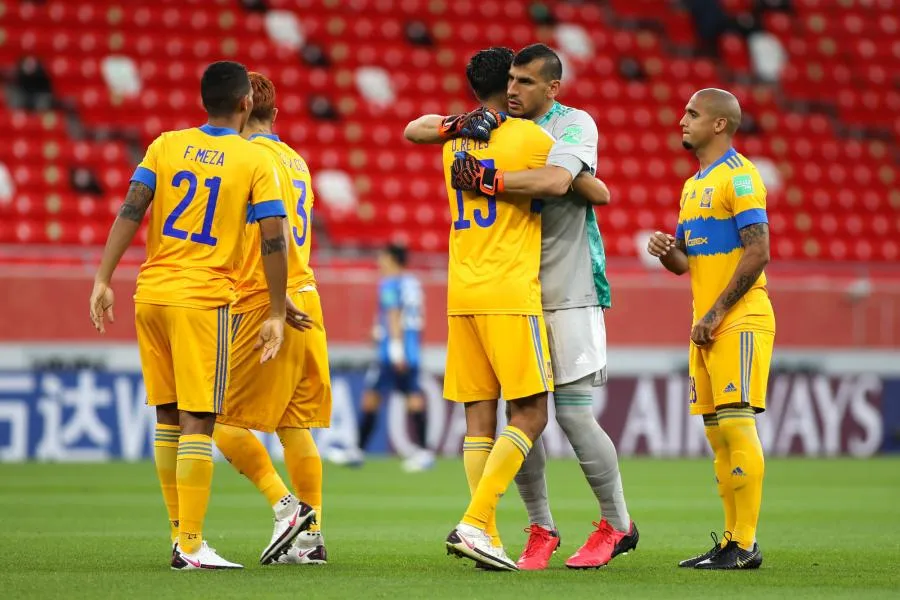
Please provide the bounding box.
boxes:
[88,281,115,334]
[255,317,285,364]
[459,108,506,141]
[285,294,314,331]
[647,231,677,258]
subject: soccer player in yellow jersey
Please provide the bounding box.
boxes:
[214,72,332,566]
[439,48,555,572]
[647,88,773,570]
[88,61,289,570]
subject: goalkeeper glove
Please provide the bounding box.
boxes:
[451,151,504,196]
[439,108,507,141]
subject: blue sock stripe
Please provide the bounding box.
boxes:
[500,432,530,457]
[502,428,532,454]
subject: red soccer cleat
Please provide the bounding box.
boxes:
[565,519,639,569]
[515,524,561,571]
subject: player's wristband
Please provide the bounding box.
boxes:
[388,339,405,365]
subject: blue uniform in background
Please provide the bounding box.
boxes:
[366,273,424,395]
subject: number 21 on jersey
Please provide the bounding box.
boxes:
[453,158,497,231]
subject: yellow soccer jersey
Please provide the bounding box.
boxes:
[442,117,554,315]
[234,133,316,312]
[131,124,285,309]
[676,147,775,334]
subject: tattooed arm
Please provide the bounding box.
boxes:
[95,181,153,285]
[691,223,770,345]
[89,181,154,333]
[259,216,288,320]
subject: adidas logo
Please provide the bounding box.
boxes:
[732,467,745,476]
[723,382,737,393]
[575,353,589,365]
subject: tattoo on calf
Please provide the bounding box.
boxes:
[261,236,286,256]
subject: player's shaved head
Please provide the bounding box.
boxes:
[200,61,251,118]
[694,88,742,135]
[248,72,276,123]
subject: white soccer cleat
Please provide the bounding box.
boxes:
[402,449,436,473]
[171,541,243,570]
[326,446,365,468]
[260,500,317,565]
[275,530,328,565]
[446,523,518,571]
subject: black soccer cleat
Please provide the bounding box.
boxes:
[695,540,763,570]
[612,521,639,559]
[679,532,724,568]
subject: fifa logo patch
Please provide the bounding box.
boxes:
[700,187,714,209]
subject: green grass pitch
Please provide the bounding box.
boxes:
[1,458,898,599]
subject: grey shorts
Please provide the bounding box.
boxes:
[544,305,607,386]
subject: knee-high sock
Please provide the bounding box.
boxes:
[213,423,291,510]
[176,434,215,554]
[704,413,736,544]
[513,436,555,530]
[154,423,181,544]
[410,410,427,449]
[717,407,764,550]
[555,381,630,531]
[463,436,501,546]
[463,426,532,530]
[279,427,323,532]
[358,411,377,451]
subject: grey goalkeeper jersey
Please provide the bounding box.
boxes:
[536,102,611,310]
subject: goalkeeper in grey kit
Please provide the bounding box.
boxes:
[404,43,637,570]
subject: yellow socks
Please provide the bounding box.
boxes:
[463,436,500,546]
[703,413,736,546]
[176,434,215,554]
[717,407,765,550]
[463,426,532,531]
[154,423,181,544]
[279,427,323,531]
[213,423,290,507]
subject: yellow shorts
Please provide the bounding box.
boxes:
[218,289,332,432]
[135,303,231,414]
[444,314,553,403]
[689,330,774,416]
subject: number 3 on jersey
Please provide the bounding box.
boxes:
[162,170,221,246]
[291,179,309,246]
[453,159,497,231]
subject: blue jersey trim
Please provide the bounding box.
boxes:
[675,222,684,240]
[130,166,157,192]
[249,133,281,142]
[735,208,768,229]
[248,199,287,222]
[695,147,738,180]
[680,215,742,256]
[199,124,240,137]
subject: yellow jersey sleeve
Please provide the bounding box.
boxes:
[725,161,769,230]
[131,134,164,193]
[246,147,285,222]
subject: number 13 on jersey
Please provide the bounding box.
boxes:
[453,158,497,231]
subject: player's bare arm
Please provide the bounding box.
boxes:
[571,172,610,206]
[691,223,770,346]
[648,232,689,276]
[89,181,155,334]
[256,216,288,362]
[386,307,408,371]
[404,108,505,145]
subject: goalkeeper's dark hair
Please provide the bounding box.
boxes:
[514,43,563,81]
[466,47,514,102]
[384,243,408,267]
[200,61,251,117]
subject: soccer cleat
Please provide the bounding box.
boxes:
[259,501,316,565]
[695,540,763,570]
[446,523,518,571]
[516,524,561,570]
[678,532,724,568]
[402,449,436,473]
[171,541,243,570]
[275,531,328,565]
[326,446,365,468]
[565,519,639,569]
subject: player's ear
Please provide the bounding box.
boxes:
[272,107,278,125]
[714,117,727,135]
[547,79,561,100]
